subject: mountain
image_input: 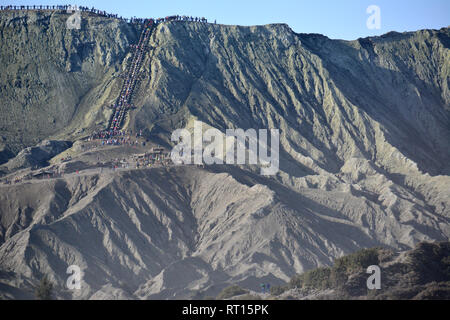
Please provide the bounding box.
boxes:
[0,10,449,299]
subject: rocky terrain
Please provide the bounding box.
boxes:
[0,10,449,299]
[268,241,450,300]
[0,140,72,174]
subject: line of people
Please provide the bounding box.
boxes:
[92,129,127,140]
[101,137,140,146]
[91,129,143,140]
[0,6,216,25]
[160,15,209,23]
[107,19,154,133]
[106,13,212,135]
[0,5,128,21]
[1,5,72,10]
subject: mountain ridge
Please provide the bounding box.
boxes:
[0,10,449,299]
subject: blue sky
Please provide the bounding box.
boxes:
[2,0,449,40]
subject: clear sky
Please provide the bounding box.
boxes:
[2,0,449,40]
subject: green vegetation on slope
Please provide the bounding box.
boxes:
[271,242,450,300]
[216,285,249,300]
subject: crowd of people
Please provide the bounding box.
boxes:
[105,13,214,133]
[106,19,154,135]
[160,15,210,23]
[0,5,139,23]
[0,144,172,185]
[0,5,215,25]
[90,129,144,146]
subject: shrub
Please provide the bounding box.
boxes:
[302,267,332,289]
[35,275,53,300]
[217,285,248,300]
[270,285,288,296]
[441,256,450,278]
[331,248,380,287]
[289,248,381,290]
[334,248,379,273]
[289,267,332,290]
[289,274,304,289]
[235,294,262,300]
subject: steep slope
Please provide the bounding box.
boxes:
[0,10,139,157]
[133,23,450,177]
[130,23,450,227]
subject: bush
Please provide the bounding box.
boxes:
[329,267,348,287]
[288,248,381,290]
[235,294,262,300]
[353,248,380,268]
[270,285,288,296]
[35,275,53,300]
[407,242,450,283]
[217,285,249,300]
[333,248,380,274]
[303,267,332,289]
[289,274,303,289]
[413,281,450,300]
[441,256,450,278]
[331,248,380,287]
[289,267,332,290]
